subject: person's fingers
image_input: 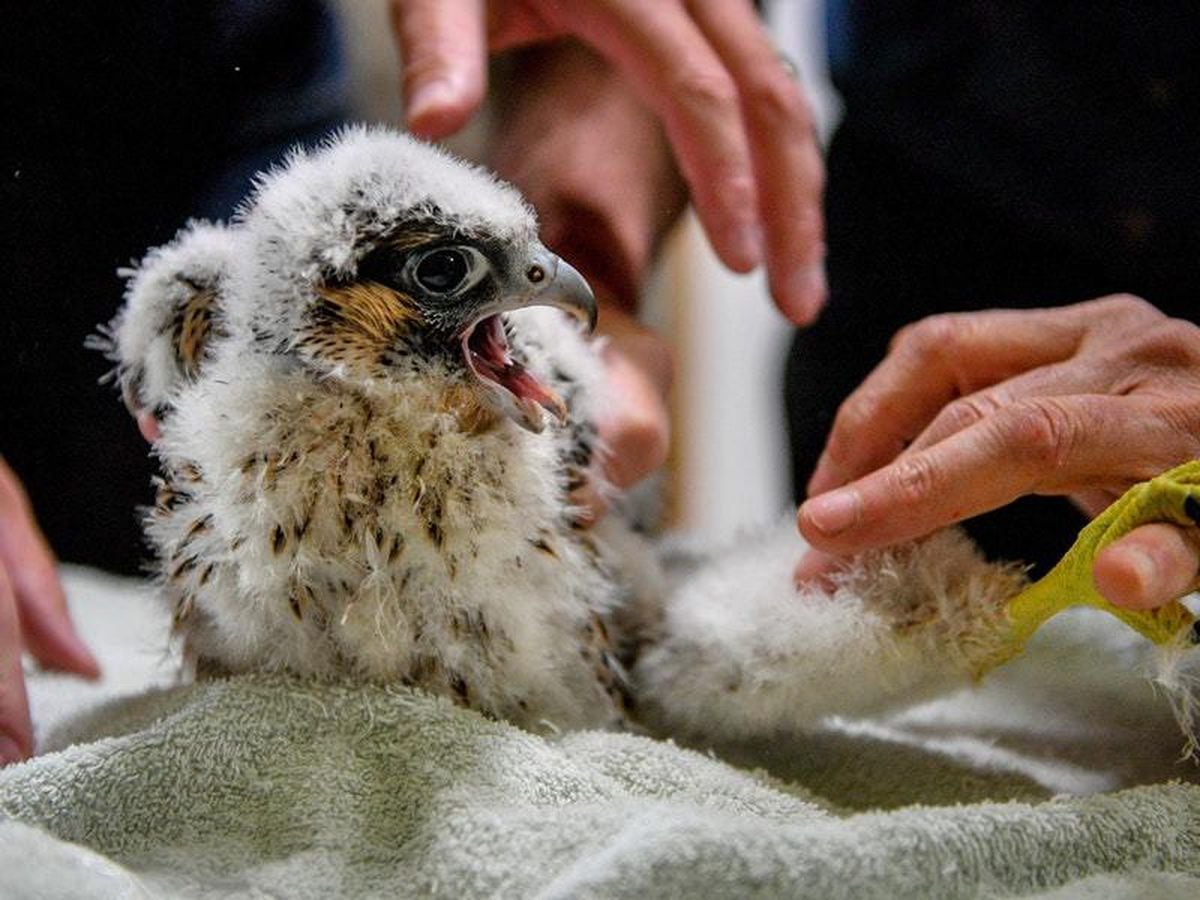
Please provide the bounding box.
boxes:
[905,358,1122,457]
[136,410,162,443]
[0,460,99,678]
[569,307,672,525]
[551,1,762,273]
[798,394,1187,556]
[806,304,1118,497]
[597,330,673,491]
[792,547,844,590]
[685,0,826,323]
[391,0,488,138]
[1069,487,1122,519]
[0,564,33,765]
[1093,523,1200,611]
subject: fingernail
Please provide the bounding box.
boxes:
[779,265,827,324]
[406,79,457,128]
[1116,546,1159,607]
[802,488,860,536]
[0,734,26,766]
[729,222,765,269]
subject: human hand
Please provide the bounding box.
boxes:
[390,0,827,323]
[570,303,673,525]
[795,296,1200,609]
[0,457,100,765]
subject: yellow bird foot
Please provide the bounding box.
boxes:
[978,460,1200,675]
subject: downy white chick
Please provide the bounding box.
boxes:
[98,127,1025,740]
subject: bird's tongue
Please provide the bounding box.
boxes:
[463,315,566,431]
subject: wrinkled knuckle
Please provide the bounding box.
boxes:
[936,395,994,434]
[1099,293,1160,322]
[1156,399,1200,455]
[830,394,880,451]
[744,71,808,128]
[711,168,757,211]
[887,321,918,353]
[890,454,940,506]
[671,69,740,114]
[900,314,961,359]
[1001,399,1076,470]
[1138,320,1200,365]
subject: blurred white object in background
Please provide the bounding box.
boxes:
[666,0,840,541]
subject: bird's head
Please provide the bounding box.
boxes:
[233,126,597,432]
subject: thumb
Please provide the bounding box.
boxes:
[1093,523,1200,611]
[390,0,488,138]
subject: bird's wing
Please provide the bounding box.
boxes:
[95,221,238,423]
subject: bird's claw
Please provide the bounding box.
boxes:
[980,461,1200,675]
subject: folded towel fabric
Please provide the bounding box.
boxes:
[2,568,1198,899]
[2,671,1199,899]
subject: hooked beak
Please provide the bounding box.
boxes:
[494,250,598,333]
[460,249,597,433]
[537,253,598,333]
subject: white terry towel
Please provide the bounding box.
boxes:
[0,567,1198,899]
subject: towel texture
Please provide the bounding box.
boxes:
[2,568,1199,898]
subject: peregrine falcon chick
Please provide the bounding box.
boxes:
[98,128,1026,740]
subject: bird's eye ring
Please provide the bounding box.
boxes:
[413,247,471,294]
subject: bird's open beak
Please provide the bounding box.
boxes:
[461,250,597,433]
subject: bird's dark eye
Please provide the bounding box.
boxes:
[414,248,469,294]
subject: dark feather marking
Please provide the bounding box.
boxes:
[263,453,281,490]
[426,518,443,548]
[170,555,198,580]
[388,536,405,564]
[173,284,222,378]
[184,515,212,541]
[449,672,469,703]
[173,593,196,628]
[529,537,557,559]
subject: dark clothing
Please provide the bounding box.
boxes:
[3,2,348,574]
[788,3,1200,574]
